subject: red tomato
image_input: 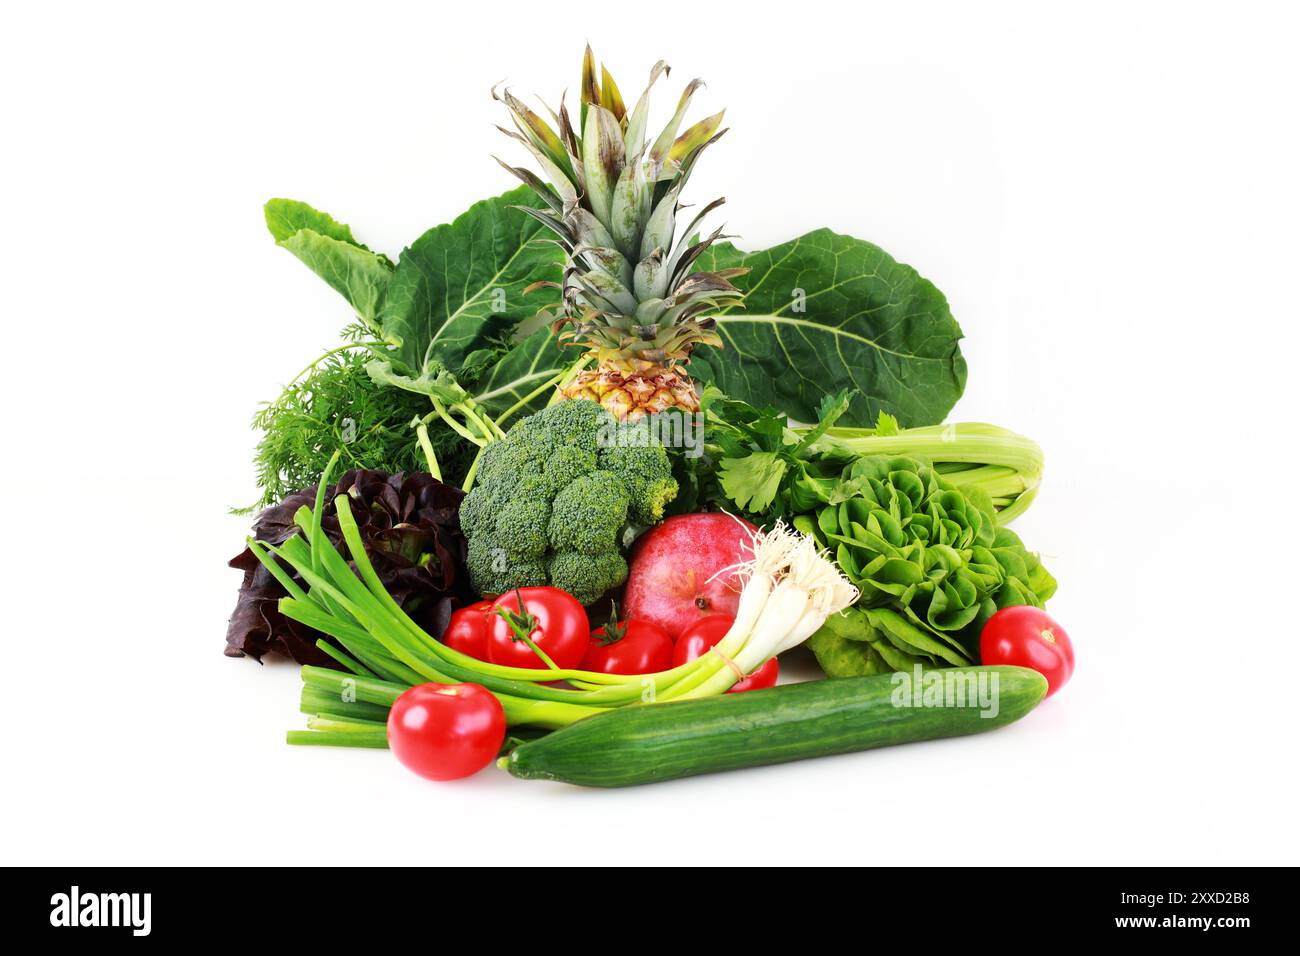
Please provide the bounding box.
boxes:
[672,615,779,693]
[442,600,494,660]
[582,618,674,675]
[487,587,589,670]
[980,605,1075,697]
[386,682,506,781]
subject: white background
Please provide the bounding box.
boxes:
[4,0,1297,865]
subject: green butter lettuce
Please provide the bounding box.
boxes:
[800,455,1055,677]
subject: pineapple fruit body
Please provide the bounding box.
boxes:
[560,363,701,420]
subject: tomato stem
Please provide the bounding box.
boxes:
[494,590,561,670]
[594,599,628,646]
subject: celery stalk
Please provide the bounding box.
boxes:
[807,421,1044,525]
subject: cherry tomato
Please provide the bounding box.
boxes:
[979,605,1075,697]
[386,682,506,781]
[672,615,779,693]
[442,600,494,660]
[582,618,674,675]
[487,587,589,670]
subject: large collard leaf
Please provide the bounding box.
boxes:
[377,186,564,376]
[471,327,572,416]
[691,230,967,427]
[264,199,395,334]
[265,199,379,250]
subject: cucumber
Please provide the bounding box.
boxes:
[506,666,1047,787]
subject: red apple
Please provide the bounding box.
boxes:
[623,513,760,640]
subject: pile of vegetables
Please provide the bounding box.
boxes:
[248,489,860,746]
[227,46,1075,788]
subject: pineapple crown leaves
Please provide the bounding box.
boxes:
[492,46,747,364]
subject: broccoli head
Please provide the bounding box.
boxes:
[547,550,628,603]
[459,399,678,605]
[548,472,629,554]
[543,444,598,493]
[466,537,548,598]
[598,443,678,524]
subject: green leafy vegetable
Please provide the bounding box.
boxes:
[692,229,967,427]
[249,189,570,508]
[718,451,787,514]
[375,186,565,377]
[803,456,1055,677]
[263,199,395,333]
[265,199,378,250]
[362,354,508,481]
[707,387,853,520]
[243,349,476,511]
[470,327,574,417]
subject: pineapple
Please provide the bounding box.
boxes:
[494,47,745,420]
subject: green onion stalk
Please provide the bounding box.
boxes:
[798,421,1045,524]
[250,459,857,748]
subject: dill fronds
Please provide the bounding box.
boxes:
[239,349,475,512]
